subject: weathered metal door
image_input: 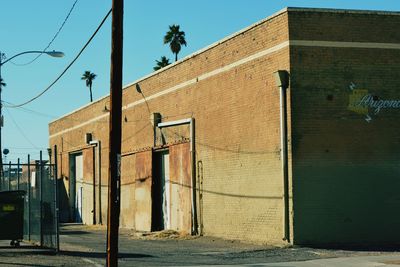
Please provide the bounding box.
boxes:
[169,143,192,234]
[151,144,192,233]
[74,154,83,223]
[134,151,153,231]
[69,153,83,222]
[161,151,170,229]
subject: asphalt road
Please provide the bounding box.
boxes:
[0,224,399,266]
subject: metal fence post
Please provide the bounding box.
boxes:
[0,164,2,191]
[17,158,20,190]
[27,154,31,241]
[0,164,1,191]
[39,151,43,246]
[8,161,11,191]
[54,145,59,252]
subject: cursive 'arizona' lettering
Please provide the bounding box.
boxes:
[358,94,400,114]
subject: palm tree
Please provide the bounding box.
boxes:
[0,78,6,88]
[81,71,97,102]
[153,56,171,71]
[163,24,187,62]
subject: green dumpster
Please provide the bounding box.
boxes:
[0,190,26,247]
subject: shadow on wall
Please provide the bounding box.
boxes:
[293,164,400,245]
[58,176,70,223]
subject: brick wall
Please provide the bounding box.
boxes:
[49,8,400,245]
[49,9,291,244]
[288,9,400,245]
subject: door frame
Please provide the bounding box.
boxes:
[69,152,83,223]
[152,149,170,231]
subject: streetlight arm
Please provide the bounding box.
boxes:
[0,48,63,182]
[1,50,64,66]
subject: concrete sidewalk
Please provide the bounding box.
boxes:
[0,224,399,266]
[259,255,400,267]
[191,255,400,267]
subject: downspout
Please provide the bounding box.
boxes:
[98,141,102,224]
[274,70,290,243]
[90,140,102,224]
[92,145,96,225]
[190,118,198,235]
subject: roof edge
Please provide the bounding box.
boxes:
[49,7,290,125]
[49,93,109,125]
[286,7,400,16]
[123,7,289,89]
[50,7,400,125]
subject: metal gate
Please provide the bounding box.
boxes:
[0,151,59,252]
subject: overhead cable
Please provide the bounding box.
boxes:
[4,8,112,108]
[3,100,56,118]
[4,107,39,149]
[10,0,79,66]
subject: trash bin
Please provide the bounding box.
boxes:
[0,190,26,247]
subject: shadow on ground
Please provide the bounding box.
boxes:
[59,230,90,235]
[60,250,154,259]
[303,244,400,253]
[0,262,52,267]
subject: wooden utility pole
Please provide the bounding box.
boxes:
[107,0,123,266]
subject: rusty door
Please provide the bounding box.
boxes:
[169,143,192,234]
[134,150,153,231]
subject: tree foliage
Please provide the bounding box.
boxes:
[81,71,97,102]
[163,24,187,62]
[153,56,171,71]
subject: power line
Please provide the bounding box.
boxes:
[4,8,112,108]
[4,107,40,149]
[3,100,56,119]
[10,0,79,66]
[4,147,47,150]
[3,100,110,124]
[4,152,42,155]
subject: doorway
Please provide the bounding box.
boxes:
[69,153,83,223]
[152,150,170,231]
[151,143,192,233]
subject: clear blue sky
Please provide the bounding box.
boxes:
[0,0,399,162]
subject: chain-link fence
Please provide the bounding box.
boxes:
[0,153,59,252]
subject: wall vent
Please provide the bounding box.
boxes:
[85,133,93,144]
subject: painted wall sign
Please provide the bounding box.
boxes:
[348,89,369,115]
[347,82,400,122]
[357,94,400,114]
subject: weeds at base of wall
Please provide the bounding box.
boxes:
[130,230,195,240]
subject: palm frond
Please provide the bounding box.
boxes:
[163,24,187,61]
[154,56,171,71]
[0,78,6,87]
[81,70,96,102]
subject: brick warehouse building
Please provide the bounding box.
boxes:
[49,8,400,245]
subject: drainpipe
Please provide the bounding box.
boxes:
[274,70,290,243]
[89,140,101,224]
[98,141,102,224]
[189,118,198,235]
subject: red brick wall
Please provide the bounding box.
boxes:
[49,9,291,244]
[50,8,400,245]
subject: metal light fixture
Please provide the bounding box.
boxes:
[0,49,64,180]
[45,50,64,58]
[1,50,64,66]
